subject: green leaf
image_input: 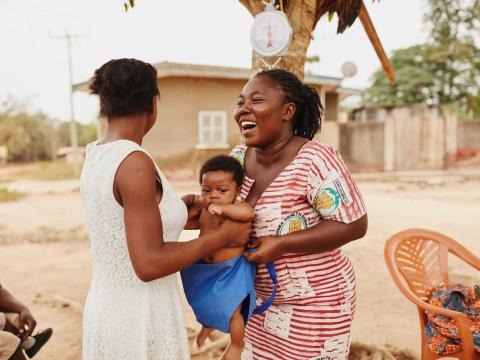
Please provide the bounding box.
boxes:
[363,0,480,118]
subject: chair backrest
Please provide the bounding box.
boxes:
[385,229,450,301]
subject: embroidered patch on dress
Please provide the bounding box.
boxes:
[231,149,245,166]
[316,170,352,207]
[276,213,308,235]
[332,176,352,206]
[263,305,294,340]
[313,187,340,217]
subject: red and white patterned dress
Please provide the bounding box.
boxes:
[231,141,367,360]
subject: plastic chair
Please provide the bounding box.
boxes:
[385,228,480,360]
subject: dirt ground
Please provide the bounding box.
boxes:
[0,172,479,360]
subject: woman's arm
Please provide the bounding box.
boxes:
[116,152,251,281]
[244,215,368,263]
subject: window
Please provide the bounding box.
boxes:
[196,111,229,149]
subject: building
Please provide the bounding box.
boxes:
[56,146,86,164]
[74,62,353,167]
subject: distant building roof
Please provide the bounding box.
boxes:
[73,61,348,92]
[336,86,360,101]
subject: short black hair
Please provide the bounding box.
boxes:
[89,58,159,118]
[255,69,324,140]
[199,155,244,186]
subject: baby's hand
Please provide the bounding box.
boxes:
[208,204,223,215]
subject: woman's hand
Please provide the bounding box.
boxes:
[182,194,203,230]
[244,236,285,264]
[18,307,36,340]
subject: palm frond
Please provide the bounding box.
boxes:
[316,0,371,33]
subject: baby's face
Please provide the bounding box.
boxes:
[200,171,239,207]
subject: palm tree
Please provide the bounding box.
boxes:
[240,0,395,81]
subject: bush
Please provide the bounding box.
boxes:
[0,188,24,202]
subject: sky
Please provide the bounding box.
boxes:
[0,0,428,124]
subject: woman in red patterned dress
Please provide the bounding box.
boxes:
[231,69,368,360]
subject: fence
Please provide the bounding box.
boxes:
[341,105,458,171]
[458,120,480,149]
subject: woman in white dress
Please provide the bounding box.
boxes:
[80,58,250,360]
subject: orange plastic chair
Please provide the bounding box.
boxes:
[385,228,480,360]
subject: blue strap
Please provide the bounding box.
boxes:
[246,248,277,314]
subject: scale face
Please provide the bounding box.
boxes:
[250,6,292,57]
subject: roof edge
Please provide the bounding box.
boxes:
[73,61,344,92]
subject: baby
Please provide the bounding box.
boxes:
[181,155,255,360]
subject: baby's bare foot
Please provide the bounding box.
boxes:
[222,342,244,360]
[196,326,214,347]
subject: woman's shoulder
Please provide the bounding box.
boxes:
[87,139,143,152]
[299,140,349,175]
[87,139,152,167]
[302,140,335,153]
[300,140,339,161]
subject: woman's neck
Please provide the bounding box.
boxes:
[252,133,300,166]
[101,115,146,146]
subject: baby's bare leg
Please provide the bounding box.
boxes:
[222,305,245,360]
[196,325,215,347]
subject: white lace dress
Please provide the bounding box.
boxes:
[80,140,190,360]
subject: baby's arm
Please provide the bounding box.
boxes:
[182,194,202,230]
[208,201,254,223]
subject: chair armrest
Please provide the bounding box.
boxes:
[449,239,480,271]
[461,251,480,272]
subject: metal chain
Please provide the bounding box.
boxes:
[259,0,285,70]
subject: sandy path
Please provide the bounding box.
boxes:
[0,177,479,359]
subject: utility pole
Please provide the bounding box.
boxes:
[49,30,88,177]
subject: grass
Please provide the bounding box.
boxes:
[0,161,78,183]
[0,188,24,202]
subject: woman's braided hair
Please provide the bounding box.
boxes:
[89,58,159,118]
[255,69,324,140]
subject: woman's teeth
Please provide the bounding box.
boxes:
[241,121,256,130]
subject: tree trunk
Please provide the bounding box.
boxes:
[239,0,317,80]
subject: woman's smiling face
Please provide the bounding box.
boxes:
[234,75,294,148]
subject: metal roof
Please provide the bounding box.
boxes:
[73,61,344,92]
